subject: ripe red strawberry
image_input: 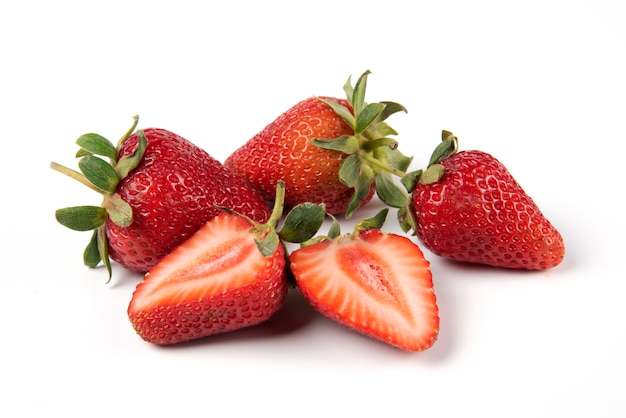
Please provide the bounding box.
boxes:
[128,182,326,345]
[408,131,565,270]
[289,210,440,352]
[51,116,271,279]
[128,213,287,345]
[225,70,413,219]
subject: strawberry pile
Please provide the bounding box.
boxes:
[52,71,564,352]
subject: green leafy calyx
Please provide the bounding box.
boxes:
[397,130,460,233]
[50,115,144,281]
[312,70,413,220]
[220,181,327,257]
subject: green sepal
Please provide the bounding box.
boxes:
[83,230,102,268]
[354,208,389,233]
[327,213,341,239]
[378,101,408,122]
[103,194,133,227]
[115,130,147,179]
[300,213,341,248]
[310,135,359,154]
[75,133,117,161]
[386,148,413,173]
[278,202,326,243]
[350,69,371,116]
[116,115,140,148]
[96,225,112,282]
[355,102,385,134]
[55,206,107,231]
[397,205,416,234]
[345,163,375,220]
[255,229,280,257]
[428,136,457,166]
[374,172,409,208]
[318,97,356,128]
[338,154,361,187]
[401,169,423,193]
[361,137,398,152]
[78,155,120,193]
[419,163,445,185]
[372,121,398,137]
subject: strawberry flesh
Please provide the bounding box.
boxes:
[128,214,287,345]
[289,228,439,352]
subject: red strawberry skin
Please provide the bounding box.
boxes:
[128,213,287,345]
[289,229,439,352]
[411,150,565,270]
[224,97,375,215]
[107,128,272,272]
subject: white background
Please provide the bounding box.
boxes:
[2,1,625,417]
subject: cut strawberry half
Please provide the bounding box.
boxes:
[127,213,288,345]
[289,226,439,352]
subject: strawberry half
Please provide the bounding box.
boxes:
[51,116,271,279]
[225,70,413,219]
[127,213,287,345]
[407,131,565,270]
[128,182,327,345]
[289,210,440,352]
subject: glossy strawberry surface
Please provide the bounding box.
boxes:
[224,97,375,215]
[108,128,271,272]
[411,150,565,270]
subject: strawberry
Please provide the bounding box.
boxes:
[224,70,413,219]
[289,210,440,352]
[127,212,287,345]
[407,131,565,270]
[128,182,326,345]
[51,116,271,279]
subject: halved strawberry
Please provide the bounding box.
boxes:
[127,213,287,345]
[128,182,326,345]
[289,211,439,352]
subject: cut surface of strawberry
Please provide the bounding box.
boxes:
[289,228,439,352]
[128,214,287,345]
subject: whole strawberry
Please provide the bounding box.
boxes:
[408,131,565,270]
[225,70,413,219]
[51,116,271,279]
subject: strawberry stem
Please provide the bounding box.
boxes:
[116,115,139,150]
[266,180,286,229]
